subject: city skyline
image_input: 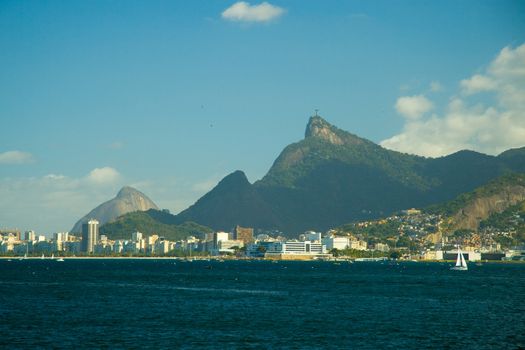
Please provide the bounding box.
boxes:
[1,1,524,233]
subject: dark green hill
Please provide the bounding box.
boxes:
[498,147,525,172]
[175,171,282,231]
[100,209,212,241]
[173,116,525,235]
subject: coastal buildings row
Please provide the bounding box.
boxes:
[2,206,524,260]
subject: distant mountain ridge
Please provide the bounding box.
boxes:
[174,115,525,234]
[71,186,159,233]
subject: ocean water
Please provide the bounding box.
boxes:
[1,259,524,349]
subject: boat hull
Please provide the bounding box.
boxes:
[450,266,468,271]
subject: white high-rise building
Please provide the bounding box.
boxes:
[82,219,99,253]
[132,231,143,242]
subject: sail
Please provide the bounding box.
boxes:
[460,251,467,268]
[455,249,462,267]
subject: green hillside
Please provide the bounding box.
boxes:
[173,116,525,234]
[100,209,212,241]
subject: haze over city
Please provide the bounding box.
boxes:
[1,1,524,233]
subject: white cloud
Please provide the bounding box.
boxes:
[0,150,34,164]
[222,1,285,22]
[395,95,433,120]
[382,43,525,157]
[0,167,125,234]
[460,74,496,95]
[87,167,120,185]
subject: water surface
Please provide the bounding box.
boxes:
[1,259,524,349]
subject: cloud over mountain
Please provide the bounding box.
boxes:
[381,43,525,157]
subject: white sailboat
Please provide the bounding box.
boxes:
[450,247,468,271]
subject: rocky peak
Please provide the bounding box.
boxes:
[70,186,159,233]
[117,186,139,198]
[305,116,344,145]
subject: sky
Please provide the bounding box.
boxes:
[1,0,524,234]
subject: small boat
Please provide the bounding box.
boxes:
[451,247,468,271]
[56,257,64,262]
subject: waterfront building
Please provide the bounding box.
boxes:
[94,242,113,255]
[349,239,367,251]
[0,240,12,253]
[147,234,159,247]
[423,250,443,260]
[0,233,19,252]
[14,243,30,255]
[0,229,21,240]
[24,230,36,241]
[443,250,481,262]
[375,243,390,252]
[64,241,81,254]
[234,225,254,244]
[214,232,230,248]
[53,232,68,251]
[213,239,244,255]
[33,241,54,254]
[302,231,322,243]
[81,219,99,253]
[124,241,141,254]
[154,239,170,254]
[322,236,349,250]
[113,240,125,253]
[132,231,143,242]
[264,240,329,260]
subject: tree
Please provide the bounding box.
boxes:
[330,248,340,257]
[389,251,401,260]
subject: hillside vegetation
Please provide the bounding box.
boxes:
[100,209,212,241]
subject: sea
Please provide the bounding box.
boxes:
[1,259,524,349]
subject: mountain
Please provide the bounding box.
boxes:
[71,186,159,233]
[427,173,525,231]
[99,209,212,242]
[175,171,281,231]
[173,115,525,234]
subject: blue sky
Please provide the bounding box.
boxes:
[1,0,524,234]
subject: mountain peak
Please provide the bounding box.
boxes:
[117,186,140,198]
[305,116,344,145]
[218,170,251,189]
[71,186,159,233]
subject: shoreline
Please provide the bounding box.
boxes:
[1,256,523,263]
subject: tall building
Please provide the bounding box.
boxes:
[132,231,143,242]
[234,225,253,244]
[24,230,36,241]
[82,219,99,253]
